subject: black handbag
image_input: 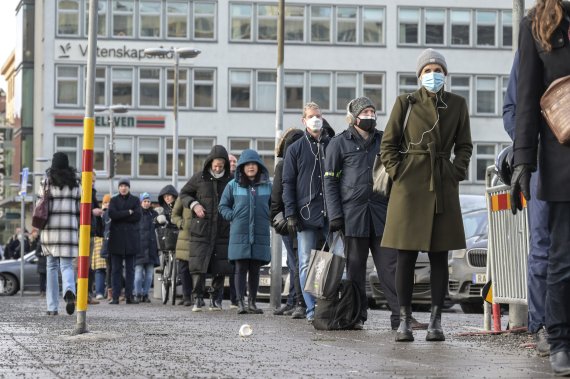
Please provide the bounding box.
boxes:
[32,178,50,230]
[303,233,345,300]
[373,96,413,197]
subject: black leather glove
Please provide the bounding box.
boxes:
[287,216,298,236]
[510,164,533,215]
[272,212,288,236]
[329,218,345,233]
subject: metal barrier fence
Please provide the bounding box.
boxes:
[485,166,530,305]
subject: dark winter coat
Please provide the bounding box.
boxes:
[324,127,388,238]
[380,88,472,252]
[282,130,330,230]
[170,197,191,262]
[179,145,232,275]
[515,3,570,202]
[503,51,519,141]
[108,193,142,257]
[219,149,272,264]
[136,207,159,266]
[100,210,111,259]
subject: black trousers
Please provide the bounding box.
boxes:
[546,202,570,353]
[396,250,448,308]
[111,254,135,299]
[177,259,193,300]
[345,235,399,325]
[191,273,224,299]
[234,259,263,300]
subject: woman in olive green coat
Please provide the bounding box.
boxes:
[380,49,472,343]
[171,197,193,306]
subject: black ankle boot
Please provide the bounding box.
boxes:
[248,297,263,314]
[426,305,445,341]
[237,298,248,314]
[395,306,414,342]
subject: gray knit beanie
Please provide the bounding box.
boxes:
[347,97,376,125]
[118,177,130,188]
[416,48,448,78]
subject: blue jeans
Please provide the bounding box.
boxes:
[94,269,106,297]
[134,263,154,297]
[297,228,328,319]
[46,256,75,312]
[527,170,550,333]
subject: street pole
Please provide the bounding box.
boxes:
[108,109,115,195]
[172,52,180,187]
[19,168,29,298]
[508,0,528,330]
[74,0,98,335]
[270,0,285,309]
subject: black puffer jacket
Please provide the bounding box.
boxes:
[136,207,159,266]
[179,145,232,275]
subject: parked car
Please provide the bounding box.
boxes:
[369,194,486,311]
[0,252,41,295]
[448,209,489,313]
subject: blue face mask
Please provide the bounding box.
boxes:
[421,72,445,93]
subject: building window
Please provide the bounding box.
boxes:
[113,0,134,37]
[425,9,445,45]
[58,0,80,36]
[230,3,252,41]
[475,144,496,181]
[399,8,419,44]
[191,138,215,174]
[83,66,107,107]
[85,0,107,37]
[167,68,188,108]
[362,7,384,45]
[166,138,187,178]
[310,5,331,43]
[476,77,497,114]
[193,69,215,109]
[398,74,418,95]
[336,73,357,112]
[55,136,79,168]
[115,137,133,176]
[285,72,304,110]
[449,76,471,108]
[336,6,357,43]
[256,139,276,177]
[229,70,252,109]
[138,138,160,177]
[310,72,331,111]
[476,10,496,47]
[139,68,161,107]
[450,10,470,46]
[194,1,216,40]
[285,5,305,42]
[56,66,80,106]
[502,11,513,47]
[256,71,277,111]
[167,1,188,38]
[93,136,107,173]
[258,4,278,41]
[139,0,161,38]
[111,68,133,106]
[363,73,383,113]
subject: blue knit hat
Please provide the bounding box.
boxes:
[139,192,151,202]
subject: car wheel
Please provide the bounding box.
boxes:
[460,301,484,314]
[1,273,19,296]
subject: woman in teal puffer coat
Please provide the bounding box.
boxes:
[219,149,272,315]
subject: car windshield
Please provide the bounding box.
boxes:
[462,210,488,239]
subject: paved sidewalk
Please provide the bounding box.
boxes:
[0,295,553,378]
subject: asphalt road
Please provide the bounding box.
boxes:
[0,294,554,378]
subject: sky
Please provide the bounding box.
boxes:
[0,0,18,91]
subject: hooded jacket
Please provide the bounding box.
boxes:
[179,145,233,274]
[219,149,272,263]
[157,184,179,221]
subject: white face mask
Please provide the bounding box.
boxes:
[305,116,323,132]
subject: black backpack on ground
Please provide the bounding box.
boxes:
[312,280,361,331]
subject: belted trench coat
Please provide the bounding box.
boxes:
[380,87,473,252]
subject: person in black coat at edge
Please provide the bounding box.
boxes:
[30,230,46,297]
[179,145,233,312]
[108,178,142,305]
[271,128,305,316]
[511,0,570,375]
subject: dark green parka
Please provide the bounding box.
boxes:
[380,87,473,252]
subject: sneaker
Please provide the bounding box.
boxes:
[353,320,364,330]
[126,297,139,304]
[291,306,306,319]
[209,299,222,311]
[273,304,295,316]
[95,294,104,300]
[283,306,297,316]
[230,302,239,310]
[143,295,151,303]
[192,299,203,312]
[64,290,76,315]
[307,315,314,324]
[535,327,550,357]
